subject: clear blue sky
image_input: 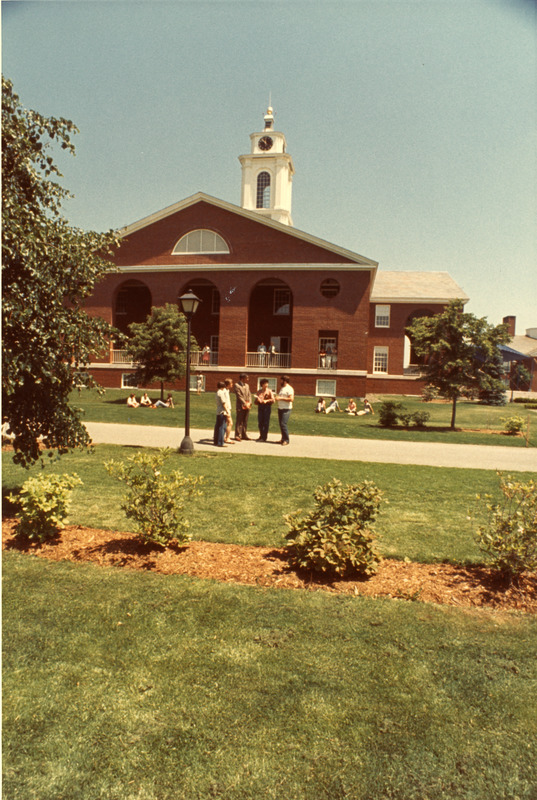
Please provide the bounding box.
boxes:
[3,0,536,333]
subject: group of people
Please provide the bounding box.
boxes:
[319,343,338,369]
[315,396,374,416]
[214,373,294,448]
[127,392,174,409]
[256,342,278,366]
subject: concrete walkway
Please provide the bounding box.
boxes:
[85,422,537,472]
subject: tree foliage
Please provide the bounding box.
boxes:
[126,304,196,397]
[406,300,510,428]
[2,77,118,466]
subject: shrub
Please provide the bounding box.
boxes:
[421,384,440,402]
[378,402,429,428]
[378,400,404,427]
[501,415,525,435]
[105,449,202,547]
[9,472,83,541]
[410,410,430,428]
[475,473,537,583]
[284,479,384,577]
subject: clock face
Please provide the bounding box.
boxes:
[258,136,273,151]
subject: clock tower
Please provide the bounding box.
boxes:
[239,106,295,226]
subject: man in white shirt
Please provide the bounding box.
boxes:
[275,375,294,446]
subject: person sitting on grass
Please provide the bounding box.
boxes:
[315,397,326,413]
[325,397,343,414]
[155,394,174,408]
[140,392,153,407]
[127,393,139,408]
[345,398,357,415]
[357,398,374,415]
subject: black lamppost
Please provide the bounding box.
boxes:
[178,289,201,455]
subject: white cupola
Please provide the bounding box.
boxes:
[238,106,295,226]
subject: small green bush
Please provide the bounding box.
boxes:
[476,473,537,583]
[284,478,384,577]
[9,472,83,541]
[378,400,404,427]
[105,449,202,547]
[501,415,525,435]
[379,402,429,428]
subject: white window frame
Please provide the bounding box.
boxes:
[375,304,391,328]
[316,379,337,397]
[373,346,389,374]
[257,377,277,392]
[274,288,290,315]
[172,229,229,255]
[121,372,138,389]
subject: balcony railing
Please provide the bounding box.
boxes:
[318,356,339,370]
[246,352,291,369]
[112,349,134,365]
[190,350,219,367]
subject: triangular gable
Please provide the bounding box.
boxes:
[115,192,378,269]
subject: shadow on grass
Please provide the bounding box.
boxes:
[265,548,375,586]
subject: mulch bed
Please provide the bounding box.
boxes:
[3,519,536,614]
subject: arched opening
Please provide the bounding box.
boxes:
[248,278,293,368]
[113,280,152,338]
[256,172,271,209]
[178,279,220,366]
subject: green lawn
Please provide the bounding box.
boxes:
[4,445,535,564]
[72,388,537,447]
[3,553,537,800]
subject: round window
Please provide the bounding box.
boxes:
[320,279,340,299]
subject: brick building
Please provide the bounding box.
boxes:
[84,107,468,397]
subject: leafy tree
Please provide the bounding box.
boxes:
[509,362,531,401]
[126,304,196,399]
[406,300,510,429]
[2,77,118,466]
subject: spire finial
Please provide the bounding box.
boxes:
[263,99,274,130]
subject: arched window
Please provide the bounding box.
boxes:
[172,229,229,254]
[256,172,271,209]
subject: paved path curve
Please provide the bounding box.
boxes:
[85,422,537,472]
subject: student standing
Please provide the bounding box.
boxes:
[255,378,275,441]
[275,375,294,446]
[213,381,229,447]
[233,373,252,441]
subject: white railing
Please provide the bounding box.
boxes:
[112,350,134,365]
[190,350,219,367]
[318,357,339,370]
[246,352,291,369]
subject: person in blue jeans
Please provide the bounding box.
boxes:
[255,378,275,441]
[213,381,230,447]
[275,375,294,446]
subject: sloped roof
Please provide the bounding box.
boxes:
[509,334,537,358]
[371,271,468,303]
[119,192,378,268]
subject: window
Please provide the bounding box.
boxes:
[257,377,277,392]
[121,373,138,389]
[316,379,336,397]
[115,289,127,315]
[373,346,389,374]
[375,304,391,328]
[320,279,340,299]
[211,288,220,315]
[173,229,229,254]
[256,172,271,209]
[190,374,205,392]
[274,288,290,315]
